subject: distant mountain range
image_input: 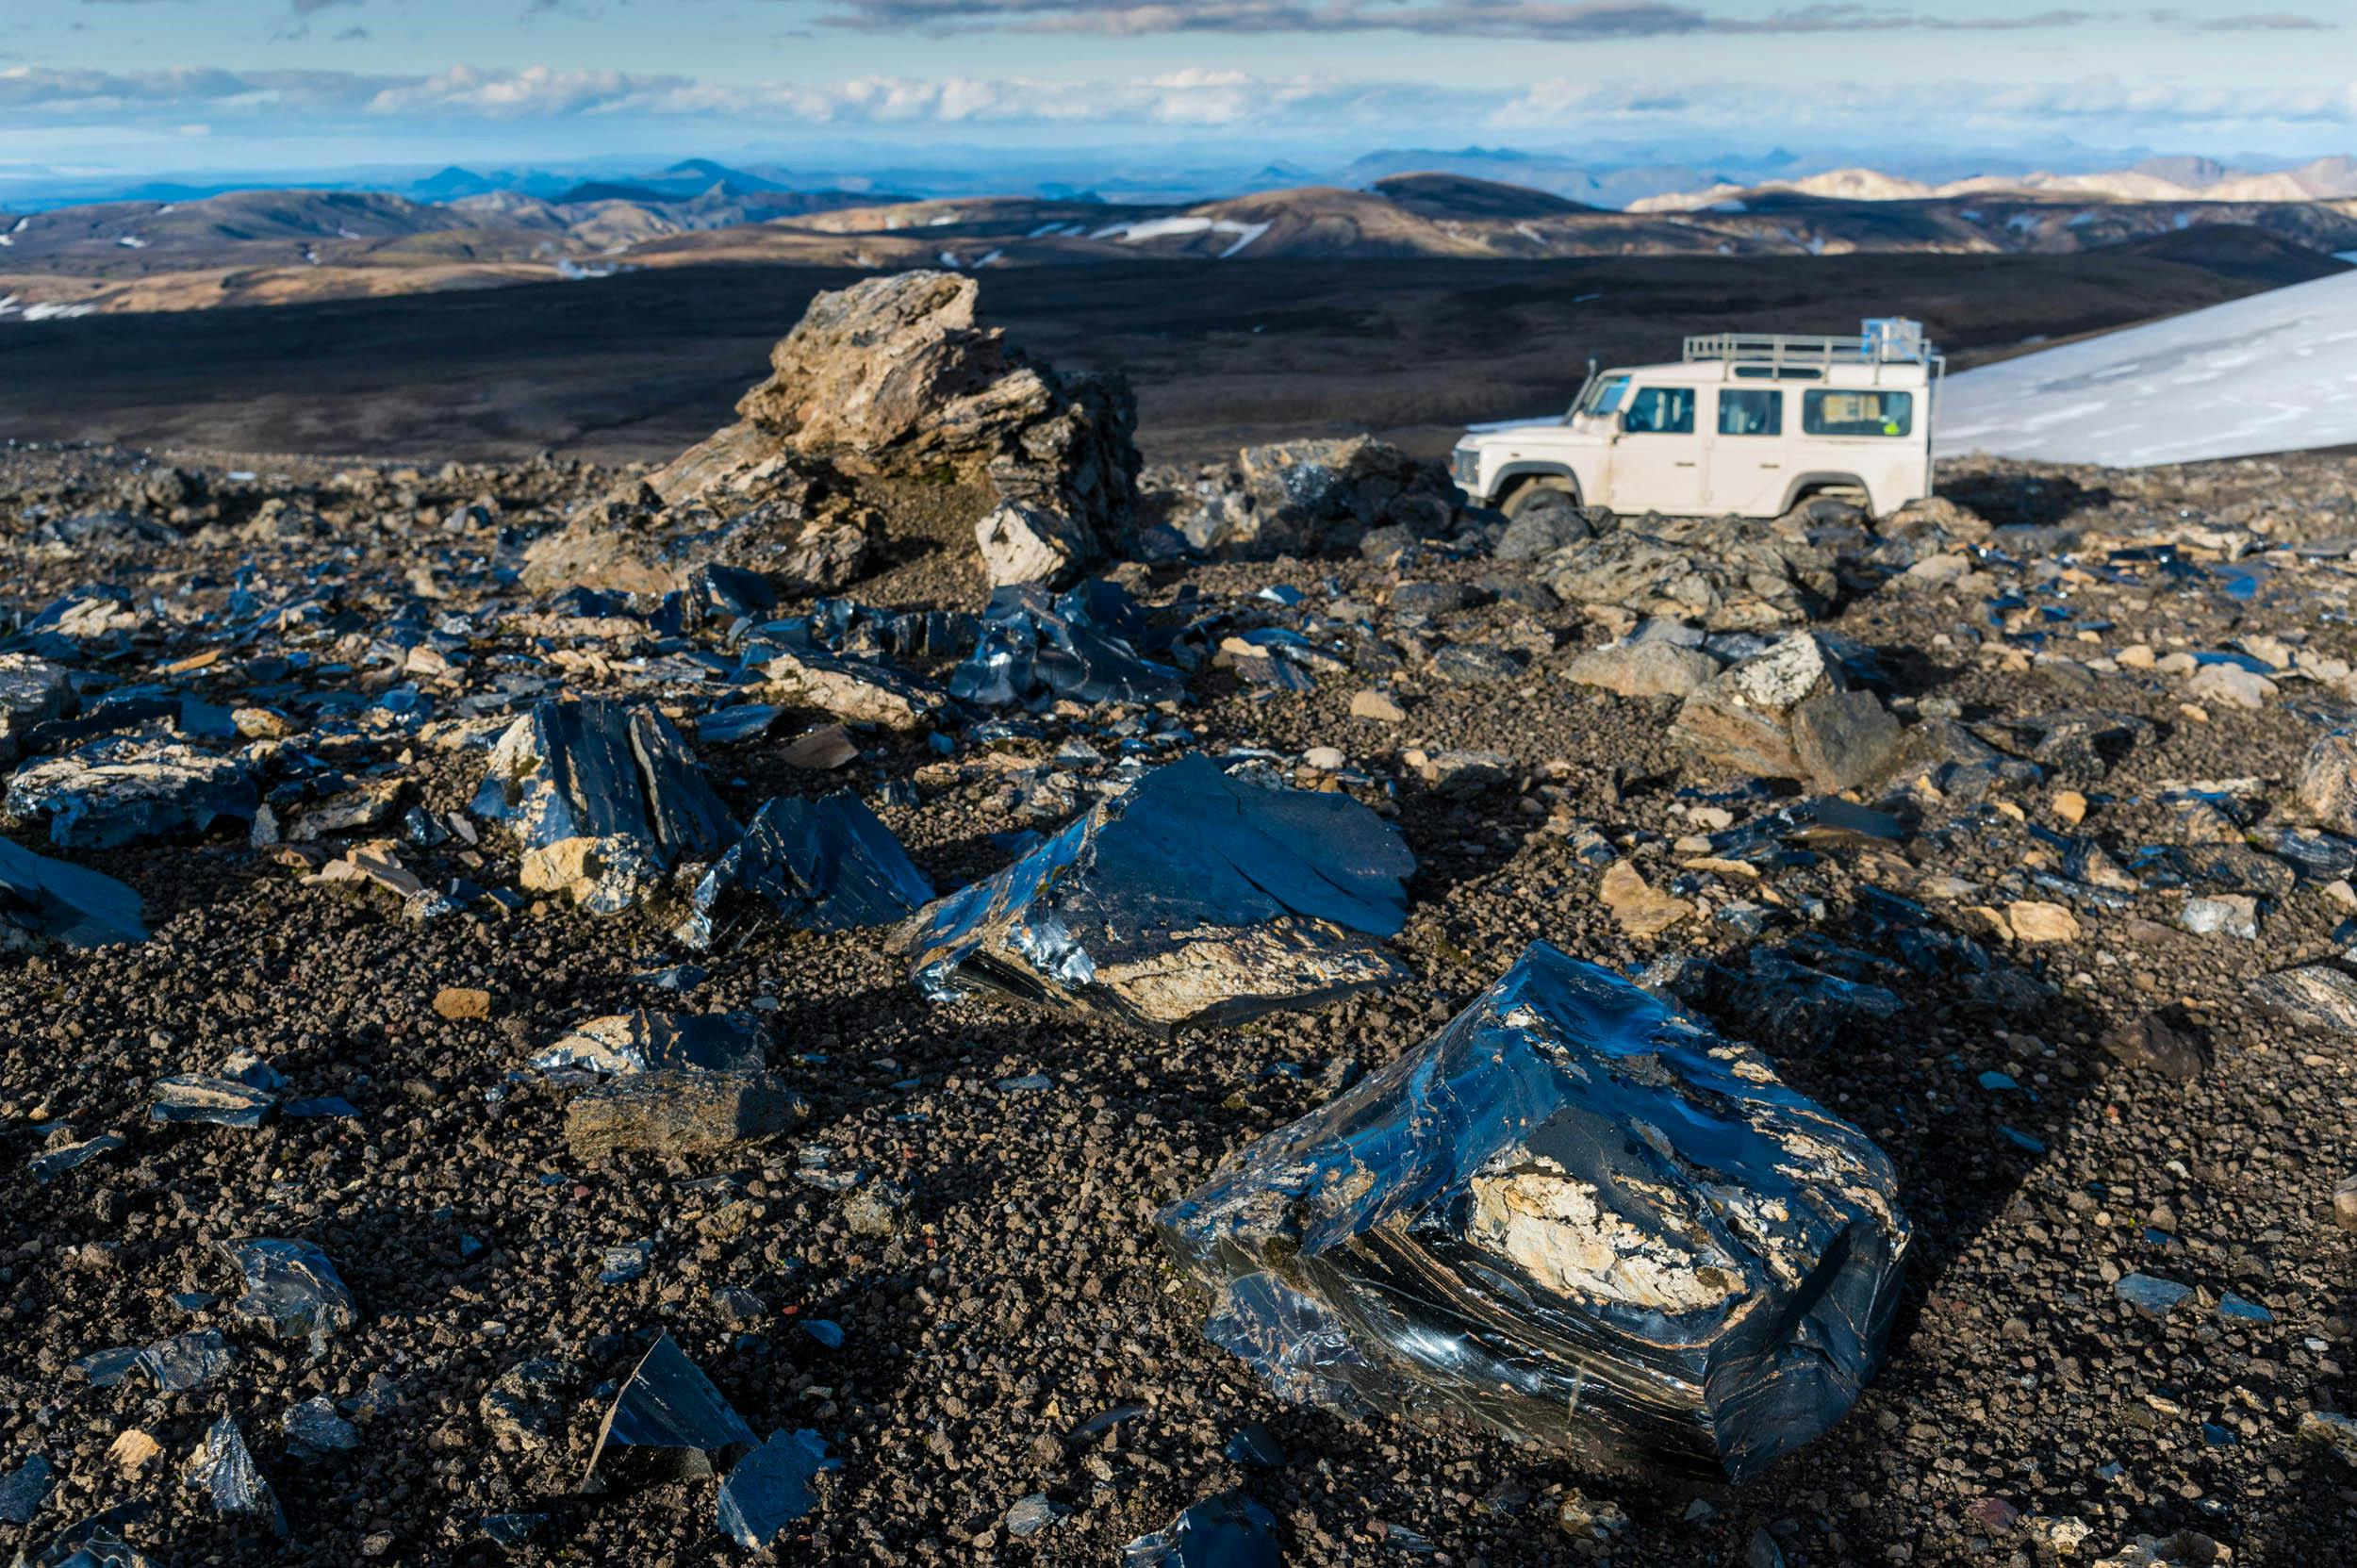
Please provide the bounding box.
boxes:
[1631,155,2357,211]
[3,165,2352,321]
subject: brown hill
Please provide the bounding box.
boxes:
[1373,173,1602,220]
[7,175,2357,319]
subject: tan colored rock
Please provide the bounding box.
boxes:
[2052,789,2088,825]
[1565,639,1719,700]
[976,500,1087,587]
[762,648,944,731]
[2296,730,2357,831]
[1349,689,1407,723]
[1598,861,1694,939]
[565,1070,809,1159]
[110,1428,162,1477]
[434,987,492,1021]
[2007,900,2082,943]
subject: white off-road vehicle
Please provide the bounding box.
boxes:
[1452,318,1944,523]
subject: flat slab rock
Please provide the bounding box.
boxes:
[892,752,1413,1036]
[565,1071,811,1159]
[6,734,255,850]
[1155,939,1910,1484]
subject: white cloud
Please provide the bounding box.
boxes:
[2,60,2349,144]
[1492,72,2357,131]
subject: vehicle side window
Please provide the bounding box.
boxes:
[1622,387,1694,435]
[1803,388,1913,437]
[1718,388,1783,437]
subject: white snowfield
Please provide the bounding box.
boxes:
[1937,266,2357,467]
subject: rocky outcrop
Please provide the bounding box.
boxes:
[1146,436,1472,558]
[523,272,1139,594]
[1673,632,1901,791]
[1538,516,1837,631]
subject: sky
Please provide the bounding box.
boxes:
[3,1,2351,183]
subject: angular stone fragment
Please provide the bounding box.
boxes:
[281,1396,361,1457]
[2296,730,2357,832]
[220,1237,356,1350]
[11,1502,154,1568]
[0,836,146,949]
[134,1330,235,1394]
[1790,689,1904,793]
[288,777,404,842]
[2006,900,2082,944]
[761,646,948,731]
[717,1429,838,1549]
[893,754,1413,1035]
[1156,941,1910,1483]
[2246,965,2357,1036]
[949,580,1180,708]
[565,1072,810,1159]
[2102,1013,2208,1081]
[181,1415,283,1535]
[475,699,735,912]
[1597,861,1693,938]
[534,1009,767,1077]
[1673,632,1883,788]
[1566,639,1718,700]
[6,735,255,849]
[579,1332,758,1494]
[1123,1492,1283,1568]
[27,1131,124,1183]
[0,1453,51,1526]
[680,793,931,949]
[150,1075,275,1129]
[976,500,1087,587]
[0,653,75,763]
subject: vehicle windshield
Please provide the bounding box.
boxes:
[1576,373,1631,420]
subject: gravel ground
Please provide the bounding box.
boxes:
[0,439,2352,1567]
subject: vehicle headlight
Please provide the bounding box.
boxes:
[1450,446,1480,486]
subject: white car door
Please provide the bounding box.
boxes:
[1706,383,1791,517]
[1607,385,1708,514]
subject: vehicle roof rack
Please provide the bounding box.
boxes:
[1683,317,1941,371]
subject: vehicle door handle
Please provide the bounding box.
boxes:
[1673,461,1696,468]
[1760,463,1781,469]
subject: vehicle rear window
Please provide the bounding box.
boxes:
[1803,388,1913,437]
[1718,388,1783,437]
[1623,387,1694,435]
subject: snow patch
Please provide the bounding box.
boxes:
[1216,221,1271,258]
[1937,268,2357,467]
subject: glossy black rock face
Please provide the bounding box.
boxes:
[0,836,146,949]
[716,1429,837,1548]
[680,793,932,949]
[1155,940,1910,1485]
[1122,1492,1283,1568]
[949,581,1183,708]
[220,1238,356,1354]
[580,1331,758,1494]
[893,753,1413,1036]
[474,698,736,863]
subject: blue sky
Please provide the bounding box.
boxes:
[4,1,2350,179]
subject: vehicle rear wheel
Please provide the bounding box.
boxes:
[1501,476,1580,521]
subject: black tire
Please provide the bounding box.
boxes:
[1501,477,1580,520]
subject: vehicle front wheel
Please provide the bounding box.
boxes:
[1501,476,1581,521]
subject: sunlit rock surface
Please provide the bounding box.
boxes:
[1156,940,1909,1483]
[892,753,1412,1035]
